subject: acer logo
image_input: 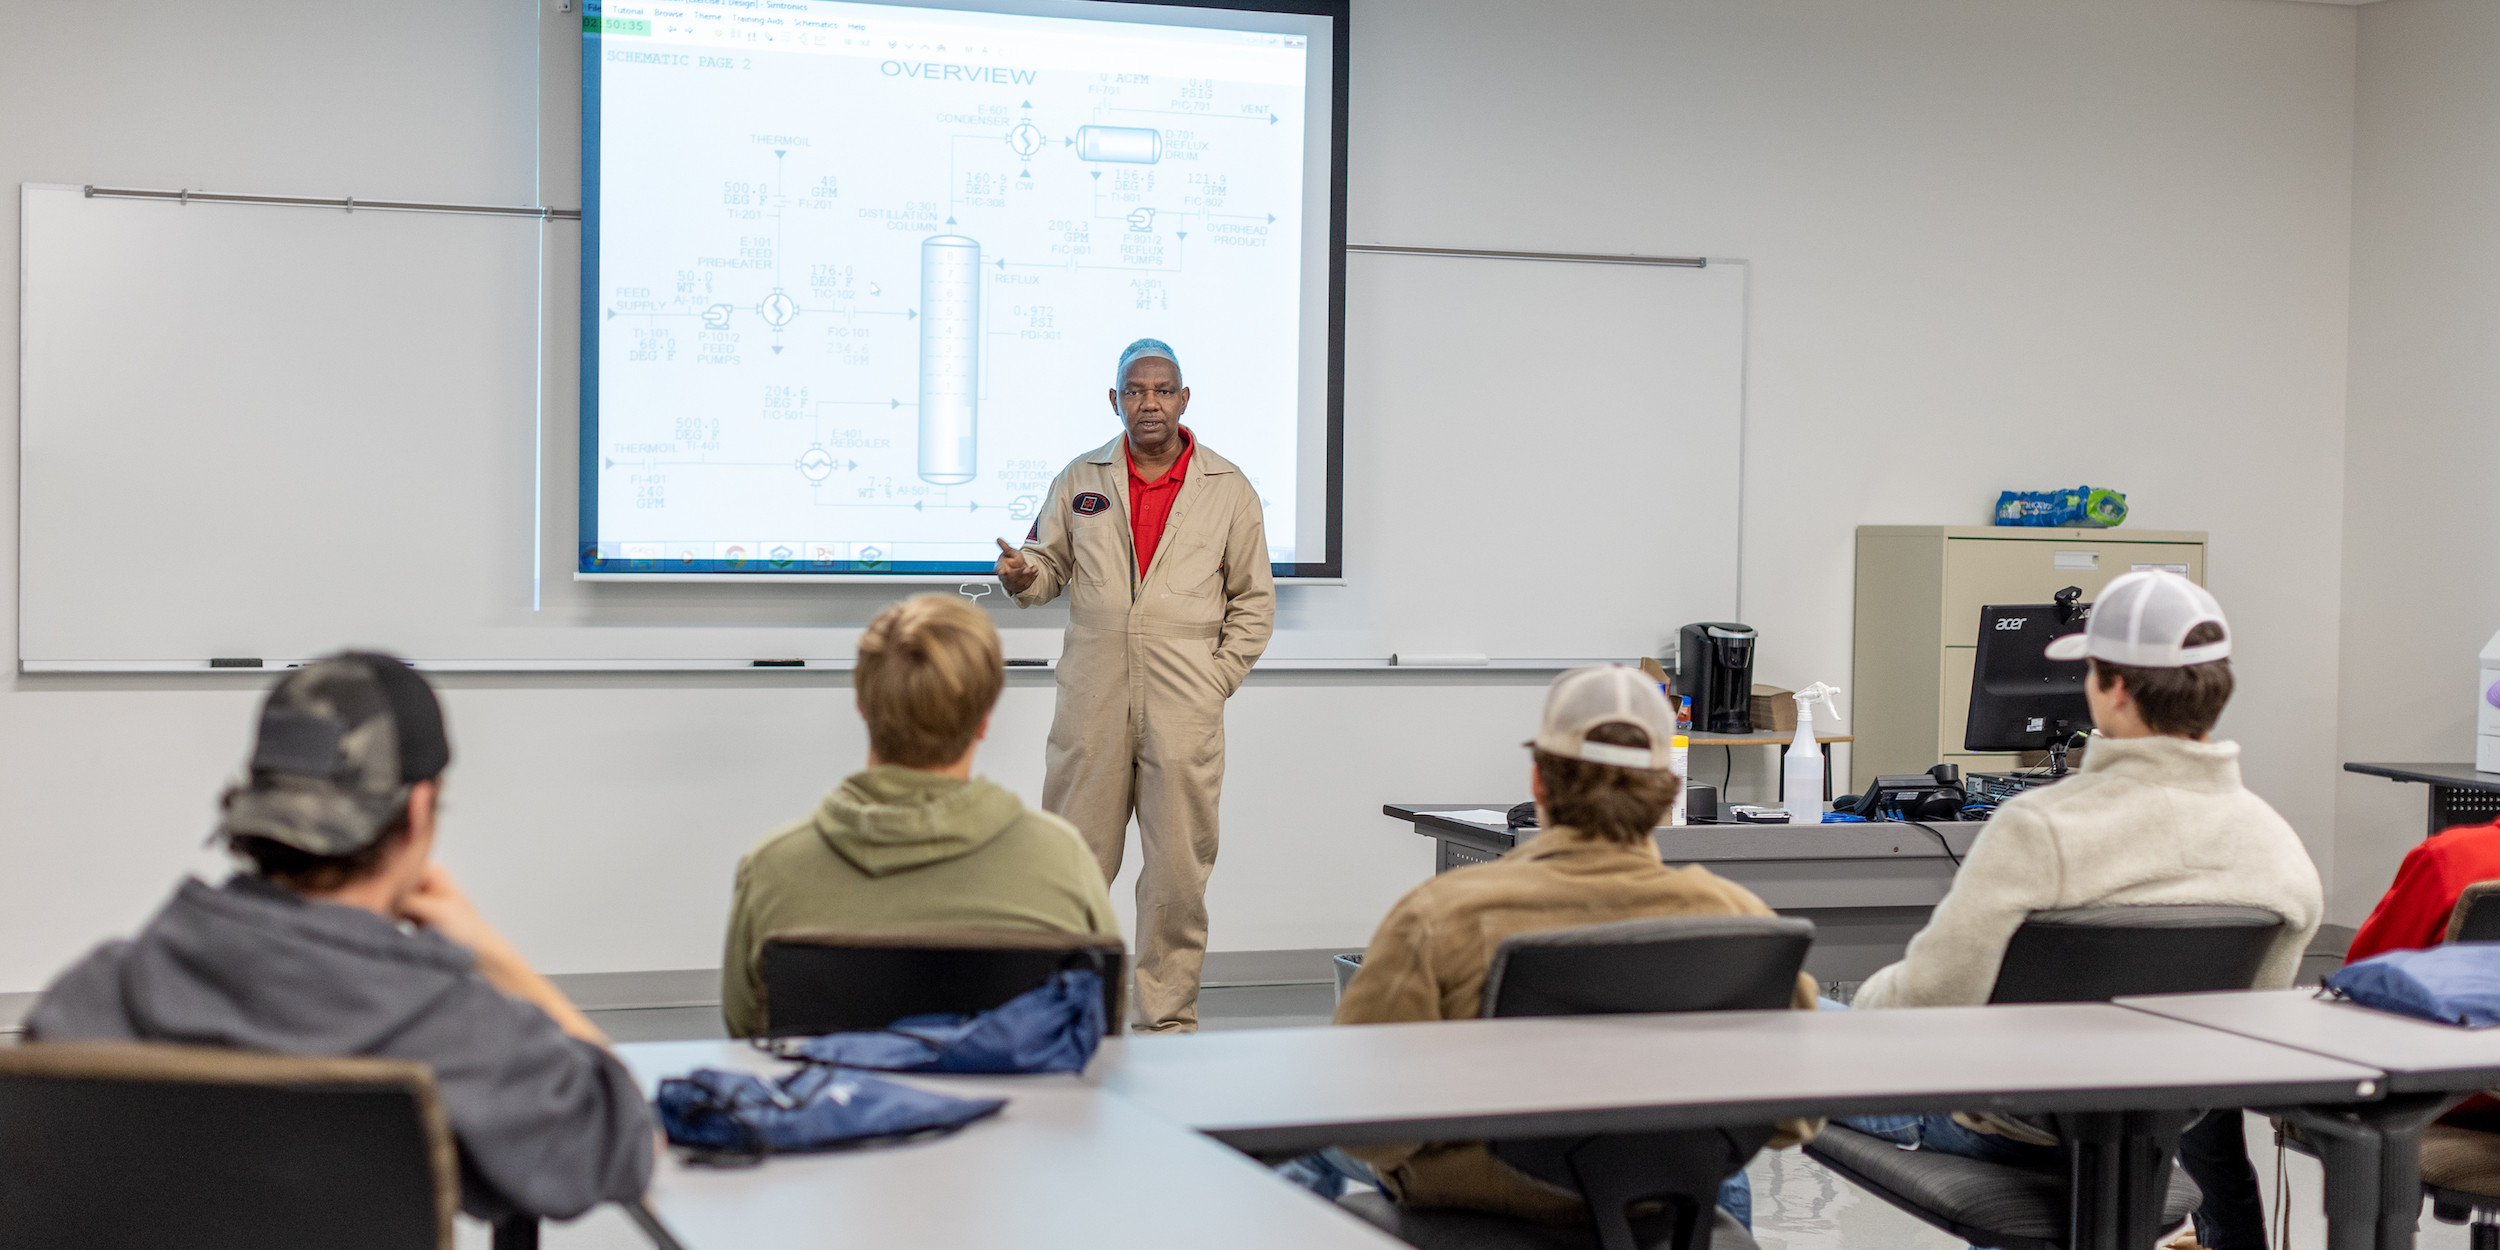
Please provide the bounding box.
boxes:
[1996,618,2026,630]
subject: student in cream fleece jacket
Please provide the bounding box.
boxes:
[1849,572,2320,1250]
[1852,731,2321,1009]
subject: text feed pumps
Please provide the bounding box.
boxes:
[585,0,1318,575]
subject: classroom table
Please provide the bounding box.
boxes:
[1094,1003,2384,1250]
[2119,988,2500,1250]
[1386,804,1986,981]
[2343,762,2500,837]
[611,1040,1404,1250]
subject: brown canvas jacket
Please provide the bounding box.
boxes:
[1334,826,1820,1222]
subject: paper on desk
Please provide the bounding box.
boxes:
[1436,809,1515,826]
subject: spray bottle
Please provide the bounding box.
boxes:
[1670,735,1691,826]
[1782,683,1844,824]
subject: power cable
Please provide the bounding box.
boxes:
[1901,820,1963,867]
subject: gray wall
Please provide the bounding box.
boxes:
[2334,0,2500,921]
[0,0,2370,990]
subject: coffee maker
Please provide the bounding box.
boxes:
[1676,622,1758,734]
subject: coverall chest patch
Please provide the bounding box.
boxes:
[1071,491,1112,516]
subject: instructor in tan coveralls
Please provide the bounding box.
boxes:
[993,338,1275,1033]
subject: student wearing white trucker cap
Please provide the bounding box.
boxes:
[2041,566,2234,669]
[1855,571,2320,1008]
[1848,572,2321,1250]
[1283,666,1818,1228]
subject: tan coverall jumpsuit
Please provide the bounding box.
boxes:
[1013,433,1275,1032]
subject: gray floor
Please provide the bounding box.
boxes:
[1744,1112,2483,1250]
[586,1005,730,1044]
[578,979,1340,1042]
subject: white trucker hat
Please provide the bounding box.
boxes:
[1529,665,1680,772]
[2044,570,2232,668]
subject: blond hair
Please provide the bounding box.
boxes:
[855,595,1005,767]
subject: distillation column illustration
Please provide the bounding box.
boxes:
[918,235,981,484]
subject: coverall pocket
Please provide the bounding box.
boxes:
[1212,639,1246,699]
[1072,517,1124,585]
[1161,539,1223,598]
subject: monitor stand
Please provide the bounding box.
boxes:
[2046,735,2075,777]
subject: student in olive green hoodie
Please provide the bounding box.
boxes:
[720,595,1120,1037]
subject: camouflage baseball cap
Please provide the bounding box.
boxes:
[217,653,451,857]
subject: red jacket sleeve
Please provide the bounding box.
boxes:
[2347,823,2500,963]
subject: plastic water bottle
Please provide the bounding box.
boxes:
[1782,683,1844,824]
[1670,735,1690,825]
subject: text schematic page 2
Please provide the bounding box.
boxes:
[590,1,1311,573]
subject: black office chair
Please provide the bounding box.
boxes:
[0,1042,682,1250]
[2419,1124,2500,1250]
[0,1042,458,1250]
[2270,882,2500,1248]
[1339,914,1817,1250]
[1805,905,2285,1250]
[2445,881,2500,944]
[759,927,1126,1037]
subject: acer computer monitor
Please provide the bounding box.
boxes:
[1964,600,2092,764]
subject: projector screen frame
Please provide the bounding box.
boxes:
[575,0,1350,584]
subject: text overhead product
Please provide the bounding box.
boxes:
[580,0,1346,578]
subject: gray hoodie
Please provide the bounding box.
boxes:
[26,875,653,1220]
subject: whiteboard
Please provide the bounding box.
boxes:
[1265,250,1745,660]
[18,183,1743,670]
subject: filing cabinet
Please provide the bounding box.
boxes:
[1851,525,2207,789]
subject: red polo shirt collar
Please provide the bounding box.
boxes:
[1126,427,1194,577]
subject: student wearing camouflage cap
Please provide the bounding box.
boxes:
[27,653,653,1221]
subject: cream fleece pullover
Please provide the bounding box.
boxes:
[1854,735,2323,1010]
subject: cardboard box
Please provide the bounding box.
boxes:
[1750,684,1797,733]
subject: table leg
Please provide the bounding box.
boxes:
[2371,1095,2460,1250]
[2065,1111,2191,1250]
[2281,1094,2458,1250]
[623,1198,689,1250]
[2281,1107,2384,1250]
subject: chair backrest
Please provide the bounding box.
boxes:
[1481,914,1815,1018]
[761,927,1126,1037]
[1482,915,1813,1250]
[2445,881,2500,945]
[0,1043,455,1250]
[1987,904,2283,1004]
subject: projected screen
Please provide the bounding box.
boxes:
[579,0,1344,578]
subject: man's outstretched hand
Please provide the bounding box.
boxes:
[995,537,1039,595]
